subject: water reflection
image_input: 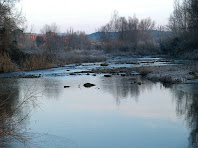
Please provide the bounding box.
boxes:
[1,76,198,147]
[0,79,22,147]
[100,76,156,105]
[171,84,198,148]
[0,78,46,147]
[100,77,198,147]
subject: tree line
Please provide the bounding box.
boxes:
[98,11,158,54]
[162,0,198,58]
[96,0,198,58]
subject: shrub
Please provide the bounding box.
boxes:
[0,53,18,73]
[22,53,54,71]
[7,41,26,64]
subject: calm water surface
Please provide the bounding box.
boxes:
[1,75,198,148]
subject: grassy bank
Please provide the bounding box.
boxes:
[0,50,106,73]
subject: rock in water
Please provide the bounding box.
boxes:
[104,75,112,77]
[64,86,70,88]
[83,83,95,88]
[101,63,109,66]
[121,74,126,76]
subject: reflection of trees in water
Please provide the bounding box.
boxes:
[22,78,64,100]
[171,84,198,148]
[0,78,22,147]
[100,76,155,105]
[0,78,47,147]
[0,77,78,147]
[19,78,63,100]
[101,77,198,146]
[39,78,62,100]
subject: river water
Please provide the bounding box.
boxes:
[0,58,198,148]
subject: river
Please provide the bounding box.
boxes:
[0,57,198,148]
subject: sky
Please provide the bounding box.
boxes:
[19,0,174,34]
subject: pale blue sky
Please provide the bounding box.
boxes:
[19,0,174,34]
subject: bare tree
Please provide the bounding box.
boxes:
[161,0,198,57]
[65,28,91,50]
[0,0,24,53]
[40,23,62,53]
[138,17,155,31]
[127,15,139,43]
[168,0,185,34]
[138,17,155,41]
[168,0,198,33]
[117,17,128,40]
[40,23,59,34]
[98,11,156,53]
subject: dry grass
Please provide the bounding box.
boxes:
[22,53,57,71]
[63,55,106,64]
[0,49,106,73]
[67,49,104,55]
[22,50,106,71]
[0,53,19,73]
[58,50,106,64]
